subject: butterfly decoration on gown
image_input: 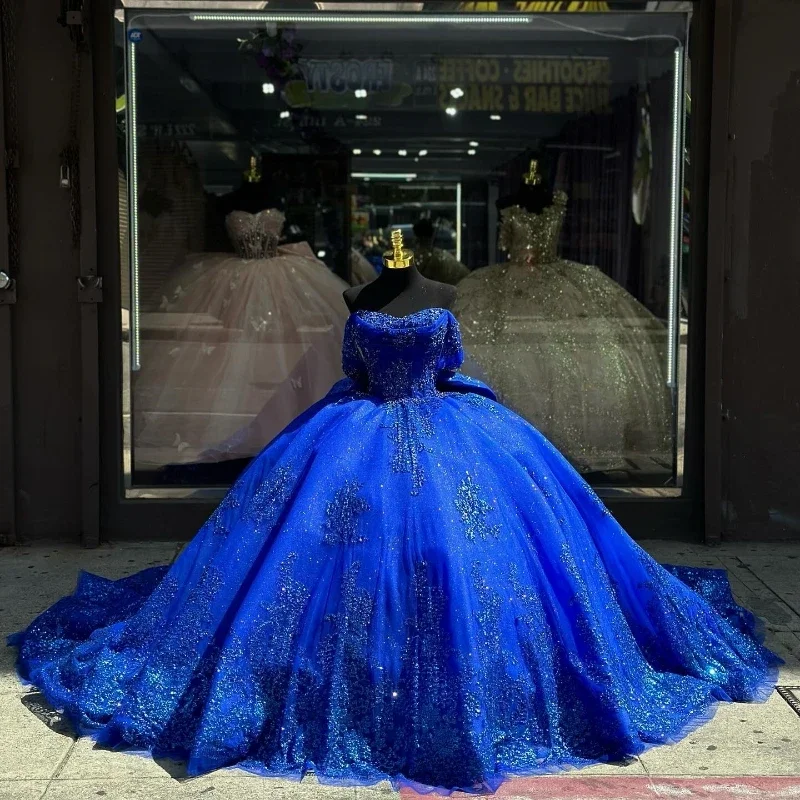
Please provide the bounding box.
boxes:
[133,208,349,472]
[453,191,673,475]
[8,308,779,794]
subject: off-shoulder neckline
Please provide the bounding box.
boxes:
[350,307,450,329]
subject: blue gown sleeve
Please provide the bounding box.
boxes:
[436,312,497,400]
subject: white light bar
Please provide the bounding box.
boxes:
[190,13,532,24]
[352,172,418,180]
[127,41,142,372]
[666,45,684,389]
[456,181,462,262]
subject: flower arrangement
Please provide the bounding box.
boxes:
[238,24,303,89]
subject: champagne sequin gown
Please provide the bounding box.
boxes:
[8,309,778,793]
[453,191,673,473]
[415,245,470,285]
[133,209,348,470]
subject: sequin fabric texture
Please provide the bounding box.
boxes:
[225,208,284,259]
[453,191,674,474]
[8,309,780,793]
[414,246,470,285]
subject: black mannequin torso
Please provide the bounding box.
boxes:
[497,156,554,214]
[496,181,554,214]
[343,264,456,316]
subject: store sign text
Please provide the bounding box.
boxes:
[299,59,394,94]
[437,57,612,114]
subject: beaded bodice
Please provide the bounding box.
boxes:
[499,190,568,265]
[342,309,463,399]
[225,208,284,259]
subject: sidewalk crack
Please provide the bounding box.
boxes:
[41,736,78,797]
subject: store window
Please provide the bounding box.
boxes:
[117,2,690,496]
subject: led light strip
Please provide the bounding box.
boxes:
[127,39,142,372]
[666,45,684,389]
[189,13,532,24]
[352,172,418,179]
[456,181,462,262]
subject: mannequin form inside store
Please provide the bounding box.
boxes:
[205,155,294,250]
[343,229,456,315]
[498,156,554,215]
[222,155,277,214]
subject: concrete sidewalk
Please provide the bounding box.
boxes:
[1,540,799,800]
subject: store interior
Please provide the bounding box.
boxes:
[116,7,689,493]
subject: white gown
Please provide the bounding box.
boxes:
[349,248,378,286]
[453,192,673,474]
[133,209,349,472]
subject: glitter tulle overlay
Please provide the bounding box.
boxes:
[8,309,780,793]
[453,191,674,473]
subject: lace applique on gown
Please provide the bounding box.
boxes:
[9,309,779,793]
[453,191,673,474]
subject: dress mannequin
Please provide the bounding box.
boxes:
[343,230,456,315]
[453,160,672,475]
[205,156,287,252]
[134,206,348,479]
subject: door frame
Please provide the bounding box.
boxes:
[0,11,15,546]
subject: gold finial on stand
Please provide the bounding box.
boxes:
[523,159,542,186]
[243,155,261,183]
[383,228,414,269]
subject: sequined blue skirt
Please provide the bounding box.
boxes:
[6,309,781,793]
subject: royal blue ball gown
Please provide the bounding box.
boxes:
[7,308,780,793]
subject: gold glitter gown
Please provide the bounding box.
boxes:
[453,191,673,473]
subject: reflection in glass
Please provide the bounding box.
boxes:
[118,6,689,491]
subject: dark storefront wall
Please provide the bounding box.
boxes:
[0,0,87,544]
[706,0,800,541]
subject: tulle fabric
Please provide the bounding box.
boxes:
[133,242,349,468]
[8,309,779,794]
[453,258,674,474]
[350,248,378,286]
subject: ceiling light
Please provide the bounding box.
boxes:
[445,106,458,117]
[262,82,275,95]
[450,87,465,99]
[418,149,428,157]
[354,88,367,98]
[355,114,368,120]
[317,249,327,258]
[352,148,362,155]
[373,149,382,155]
[470,140,479,147]
[279,110,290,119]
[468,149,476,155]
[490,114,501,121]
[398,149,407,156]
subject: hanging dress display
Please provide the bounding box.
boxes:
[453,191,673,474]
[133,208,349,474]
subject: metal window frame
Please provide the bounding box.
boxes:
[94,0,714,542]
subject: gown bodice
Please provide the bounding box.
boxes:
[499,190,568,264]
[342,308,464,399]
[225,208,284,259]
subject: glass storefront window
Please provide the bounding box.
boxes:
[117,2,690,496]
